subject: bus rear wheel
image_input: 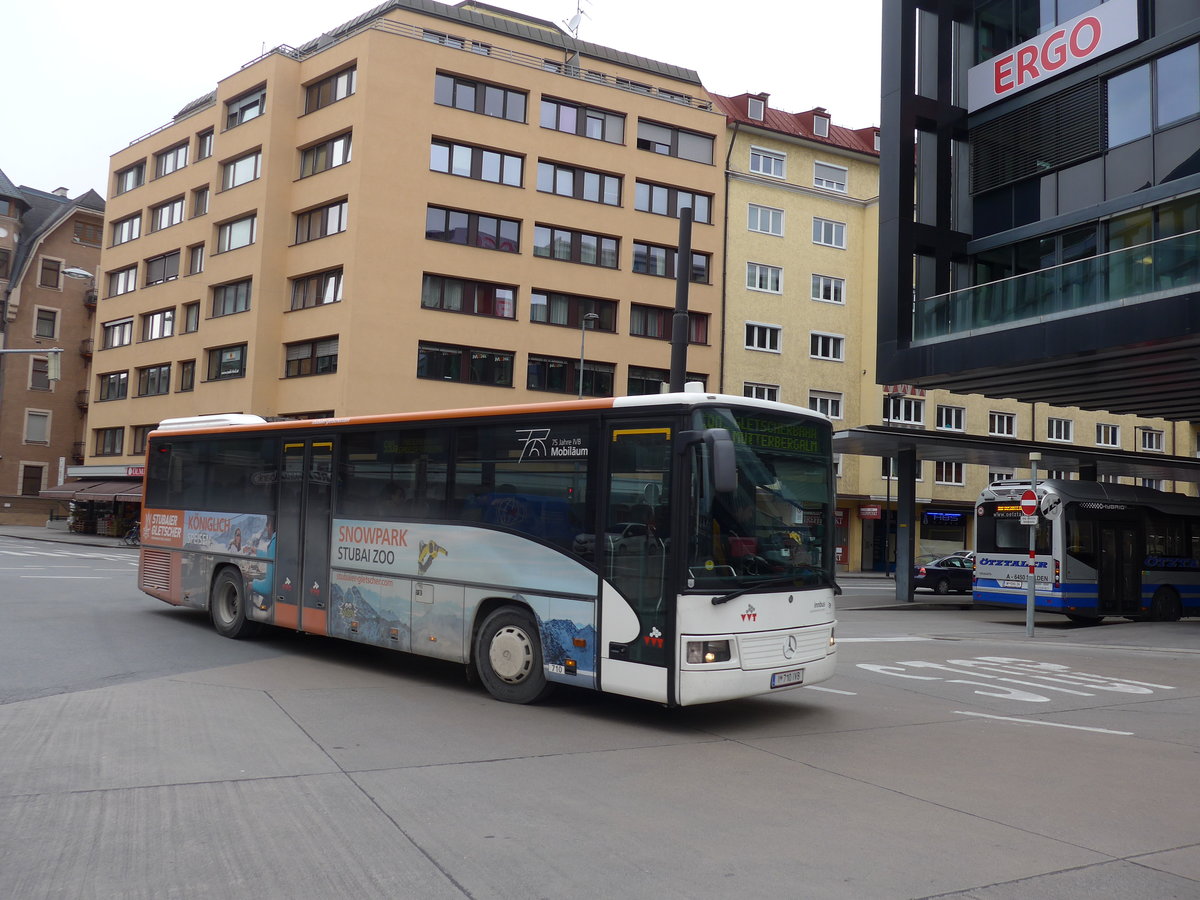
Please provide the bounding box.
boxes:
[1151,586,1182,622]
[474,607,553,704]
[210,569,263,639]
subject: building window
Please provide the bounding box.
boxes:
[633,242,710,283]
[226,86,266,128]
[192,187,210,217]
[285,337,339,377]
[107,266,137,297]
[745,382,779,402]
[30,357,50,391]
[629,304,708,344]
[430,139,522,186]
[95,427,124,457]
[746,262,782,293]
[810,390,843,419]
[811,274,845,304]
[178,360,196,392]
[196,129,214,160]
[112,214,141,246]
[207,344,247,380]
[1096,423,1120,447]
[22,410,49,445]
[34,308,58,339]
[155,143,188,177]
[295,200,348,244]
[1047,417,1073,442]
[0,249,10,280]
[424,206,519,252]
[300,133,352,177]
[132,425,155,455]
[540,98,624,143]
[305,65,356,113]
[97,371,129,401]
[20,463,46,496]
[222,151,261,189]
[810,332,844,361]
[73,220,100,246]
[188,244,205,275]
[1108,44,1200,149]
[745,322,781,352]
[212,279,251,317]
[418,342,515,387]
[137,364,171,397]
[635,120,714,163]
[536,161,620,205]
[527,354,613,397]
[813,217,846,248]
[530,292,616,331]
[1141,478,1166,491]
[884,395,925,426]
[813,161,846,192]
[290,269,343,309]
[989,411,1016,436]
[748,204,783,235]
[935,461,965,485]
[114,162,145,195]
[102,318,133,349]
[434,73,527,122]
[1141,428,1164,452]
[151,198,184,231]
[533,225,618,267]
[748,97,765,121]
[813,114,830,137]
[989,469,1014,484]
[183,302,200,333]
[937,405,965,431]
[142,309,175,341]
[421,274,515,318]
[39,258,62,288]
[144,251,180,286]
[217,214,256,252]
[633,180,712,223]
[749,146,785,178]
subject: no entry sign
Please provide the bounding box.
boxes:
[1020,490,1038,516]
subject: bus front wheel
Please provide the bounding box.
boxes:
[1151,586,1182,622]
[210,569,263,640]
[474,607,553,704]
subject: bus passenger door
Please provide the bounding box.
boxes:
[274,437,335,633]
[1098,522,1141,616]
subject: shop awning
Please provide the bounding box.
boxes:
[40,480,105,499]
[74,481,144,501]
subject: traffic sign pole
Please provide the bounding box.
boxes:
[1026,453,1040,638]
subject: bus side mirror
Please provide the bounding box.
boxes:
[705,429,737,494]
[677,428,737,494]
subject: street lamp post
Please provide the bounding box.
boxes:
[578,312,599,398]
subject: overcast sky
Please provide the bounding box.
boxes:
[5,0,882,200]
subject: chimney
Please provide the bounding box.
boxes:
[53,187,69,197]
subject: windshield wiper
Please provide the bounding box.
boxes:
[711,568,833,605]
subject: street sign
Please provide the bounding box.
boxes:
[1020,490,1038,516]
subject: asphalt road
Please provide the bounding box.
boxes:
[2,536,1199,899]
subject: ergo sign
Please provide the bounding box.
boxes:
[967,0,1138,113]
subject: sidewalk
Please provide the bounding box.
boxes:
[0,523,129,550]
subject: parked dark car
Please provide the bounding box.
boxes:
[913,554,974,594]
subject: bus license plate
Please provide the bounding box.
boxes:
[1002,579,1025,588]
[771,669,804,688]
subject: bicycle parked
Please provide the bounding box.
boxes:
[122,524,140,547]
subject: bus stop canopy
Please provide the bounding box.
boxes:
[833,426,1200,485]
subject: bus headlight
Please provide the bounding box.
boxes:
[686,640,731,664]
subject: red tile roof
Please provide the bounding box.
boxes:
[712,93,879,158]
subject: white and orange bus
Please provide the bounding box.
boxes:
[139,388,838,705]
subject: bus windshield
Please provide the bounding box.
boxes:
[687,407,833,592]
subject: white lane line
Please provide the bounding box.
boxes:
[838,637,935,642]
[19,575,106,580]
[954,710,1133,735]
[805,686,857,695]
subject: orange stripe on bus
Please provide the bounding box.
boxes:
[274,603,299,630]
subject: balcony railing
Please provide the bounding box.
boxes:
[913,229,1200,342]
[80,338,93,358]
[76,389,89,410]
[83,288,97,309]
[72,442,85,464]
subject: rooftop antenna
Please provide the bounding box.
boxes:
[563,0,590,39]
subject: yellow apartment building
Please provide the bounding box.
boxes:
[713,93,1192,572]
[87,0,725,467]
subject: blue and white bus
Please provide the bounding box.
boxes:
[139,389,838,705]
[974,479,1200,622]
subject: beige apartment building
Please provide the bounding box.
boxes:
[713,94,1193,572]
[0,171,103,522]
[88,0,725,467]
